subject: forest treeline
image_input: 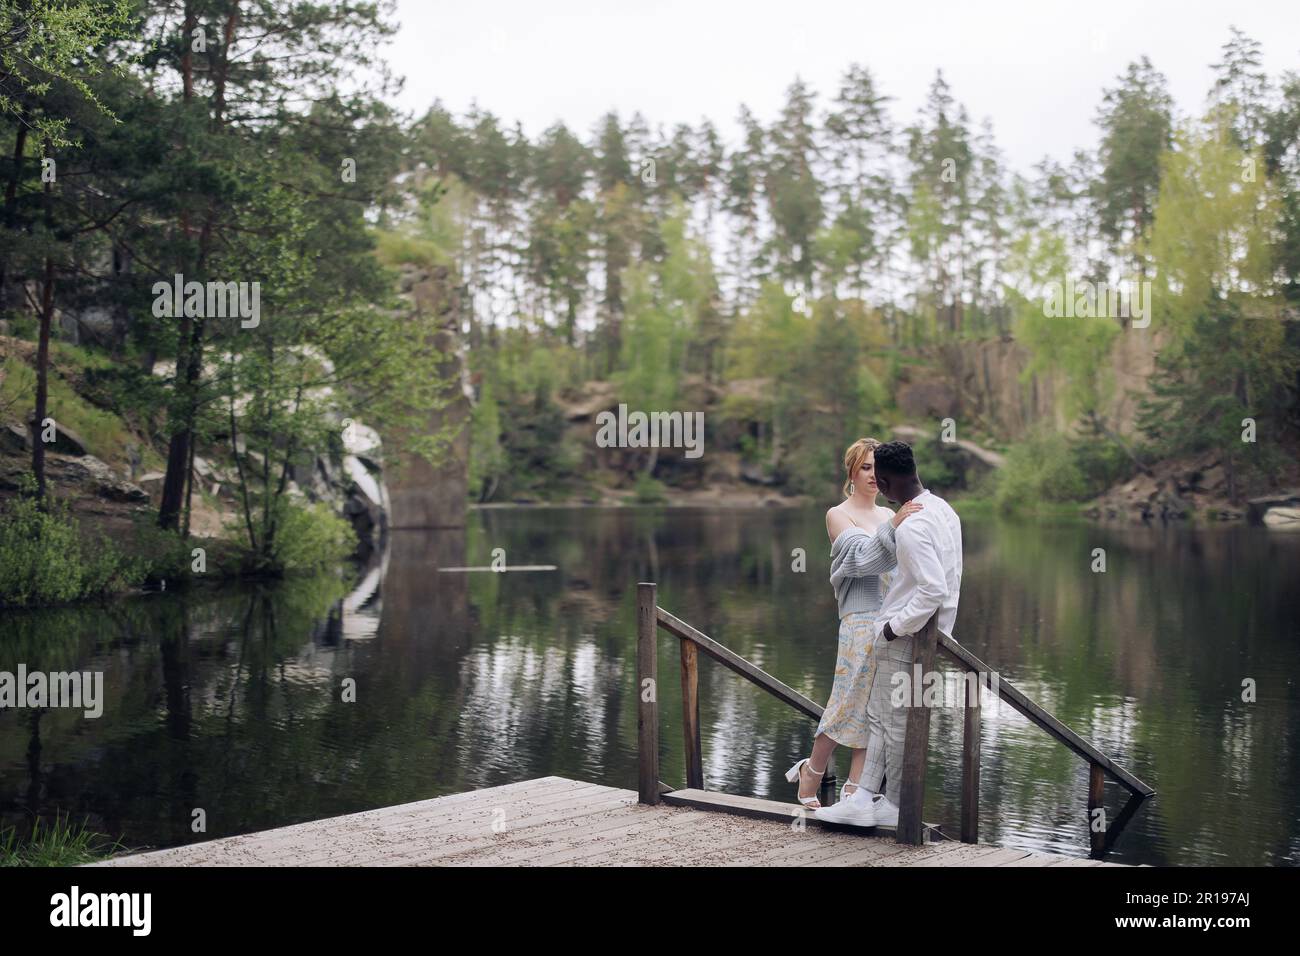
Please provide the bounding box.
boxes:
[1,3,1299,603]
[395,28,1298,504]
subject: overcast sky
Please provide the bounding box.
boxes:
[387,0,1300,173]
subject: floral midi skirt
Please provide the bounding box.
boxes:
[814,610,880,749]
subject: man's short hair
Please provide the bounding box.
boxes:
[873,440,916,478]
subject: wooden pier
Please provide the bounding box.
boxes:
[94,582,1152,868]
[94,776,1128,867]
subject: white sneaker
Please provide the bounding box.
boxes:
[870,794,900,827]
[813,786,879,826]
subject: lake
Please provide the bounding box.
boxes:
[2,506,1298,865]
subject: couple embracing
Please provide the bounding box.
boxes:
[786,438,963,827]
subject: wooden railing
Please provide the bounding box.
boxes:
[636,582,1156,853]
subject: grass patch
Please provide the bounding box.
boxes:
[0,814,122,867]
[0,356,133,459]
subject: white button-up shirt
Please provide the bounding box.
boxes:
[875,489,963,640]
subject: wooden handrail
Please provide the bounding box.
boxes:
[656,607,823,720]
[936,632,1156,799]
[636,582,1155,853]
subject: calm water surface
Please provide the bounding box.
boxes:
[2,507,1298,865]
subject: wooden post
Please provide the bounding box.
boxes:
[961,668,981,844]
[819,771,837,808]
[637,582,660,805]
[680,638,703,790]
[1088,762,1105,857]
[896,615,939,845]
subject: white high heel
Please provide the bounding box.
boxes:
[785,758,825,808]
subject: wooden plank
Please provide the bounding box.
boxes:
[819,841,920,867]
[897,616,939,846]
[661,788,939,841]
[1046,857,1106,867]
[407,795,643,866]
[655,606,823,721]
[543,809,754,867]
[495,805,717,866]
[937,633,1155,798]
[958,847,1033,866]
[906,842,1015,867]
[591,813,807,867]
[1000,852,1067,867]
[287,782,627,866]
[680,638,703,789]
[961,682,981,844]
[364,782,626,841]
[638,582,660,805]
[747,831,902,868]
[100,777,588,866]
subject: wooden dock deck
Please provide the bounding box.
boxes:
[94,777,1128,867]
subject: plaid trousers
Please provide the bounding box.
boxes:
[860,629,915,804]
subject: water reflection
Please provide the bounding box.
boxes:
[1,507,1297,865]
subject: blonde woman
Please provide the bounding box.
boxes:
[785,438,921,809]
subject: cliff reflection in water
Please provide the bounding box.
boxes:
[1,507,1297,865]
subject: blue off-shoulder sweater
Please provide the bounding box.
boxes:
[828,521,898,619]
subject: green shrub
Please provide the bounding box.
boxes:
[268,501,357,573]
[633,472,667,504]
[1071,435,1137,496]
[0,488,140,608]
[992,431,1088,514]
[127,520,203,584]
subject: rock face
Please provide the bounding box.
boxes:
[1248,490,1300,528]
[0,450,150,514]
[1084,453,1276,523]
[932,325,1163,440]
[384,264,471,530]
[1263,506,1300,530]
[13,416,89,456]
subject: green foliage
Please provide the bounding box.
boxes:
[1004,229,1120,420]
[127,519,204,584]
[468,373,505,502]
[726,285,889,497]
[617,204,714,412]
[911,434,963,491]
[252,502,357,576]
[0,814,119,867]
[991,432,1089,514]
[1140,114,1297,497]
[0,484,138,607]
[0,355,132,458]
[1093,57,1174,264]
[0,0,134,146]
[633,472,667,504]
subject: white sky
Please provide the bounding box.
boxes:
[387,0,1300,173]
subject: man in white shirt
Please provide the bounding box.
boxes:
[816,440,962,828]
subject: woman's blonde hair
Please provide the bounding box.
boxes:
[842,437,881,498]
